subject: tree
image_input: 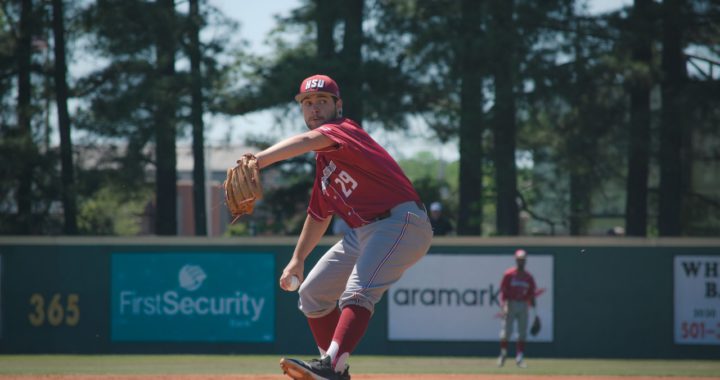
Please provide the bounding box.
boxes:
[316,0,337,65]
[519,5,627,236]
[339,0,363,122]
[52,0,78,235]
[658,0,688,236]
[153,0,178,235]
[489,0,519,235]
[16,0,35,233]
[189,0,206,236]
[456,0,485,235]
[73,0,242,235]
[624,0,654,237]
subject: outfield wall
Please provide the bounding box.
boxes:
[0,236,718,359]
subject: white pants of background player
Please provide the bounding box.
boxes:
[500,299,529,342]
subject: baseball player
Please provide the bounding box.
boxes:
[247,74,433,380]
[498,249,537,368]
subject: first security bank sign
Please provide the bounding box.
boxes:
[111,253,274,342]
[389,254,554,341]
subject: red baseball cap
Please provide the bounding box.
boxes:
[295,74,341,102]
[515,249,527,259]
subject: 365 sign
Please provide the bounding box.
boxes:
[674,255,720,345]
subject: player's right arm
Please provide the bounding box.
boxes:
[500,272,510,314]
[255,130,335,169]
[280,214,332,289]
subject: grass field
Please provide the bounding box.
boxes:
[0,355,719,378]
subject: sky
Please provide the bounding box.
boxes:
[203,0,634,163]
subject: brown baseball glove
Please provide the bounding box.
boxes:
[530,315,541,336]
[223,154,263,221]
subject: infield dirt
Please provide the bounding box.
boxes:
[1,375,719,380]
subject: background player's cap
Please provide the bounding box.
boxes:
[295,74,341,102]
[430,202,442,212]
[515,249,527,259]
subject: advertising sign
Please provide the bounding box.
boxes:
[389,254,553,341]
[112,253,274,342]
[674,255,720,345]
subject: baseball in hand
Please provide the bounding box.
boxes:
[287,275,300,291]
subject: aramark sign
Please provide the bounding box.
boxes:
[388,254,553,341]
[111,253,274,342]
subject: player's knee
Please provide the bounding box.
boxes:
[338,295,374,315]
[297,283,335,316]
[297,282,318,306]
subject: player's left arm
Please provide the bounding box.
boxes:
[529,275,537,308]
[255,130,335,169]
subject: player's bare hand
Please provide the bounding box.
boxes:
[280,259,305,291]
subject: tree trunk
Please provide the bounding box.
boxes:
[16,0,34,234]
[569,170,592,235]
[457,0,484,235]
[189,0,207,236]
[624,0,655,237]
[658,0,687,236]
[52,0,78,235]
[315,0,336,68]
[154,0,178,235]
[490,0,519,236]
[625,0,653,236]
[341,0,363,122]
[567,24,594,236]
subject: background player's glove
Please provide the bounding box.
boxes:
[223,154,263,221]
[530,315,541,336]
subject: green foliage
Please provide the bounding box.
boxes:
[397,151,461,229]
[0,0,718,236]
[402,151,459,185]
[77,185,151,236]
[223,222,250,237]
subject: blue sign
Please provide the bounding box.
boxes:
[111,253,274,342]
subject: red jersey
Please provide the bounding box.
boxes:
[500,267,536,303]
[308,118,420,228]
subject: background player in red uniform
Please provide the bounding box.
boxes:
[498,249,537,368]
[248,74,433,380]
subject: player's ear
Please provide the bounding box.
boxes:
[335,98,343,117]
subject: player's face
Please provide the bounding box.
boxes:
[516,258,526,271]
[300,93,342,130]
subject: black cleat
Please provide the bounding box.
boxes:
[280,356,350,380]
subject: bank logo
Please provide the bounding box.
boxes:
[112,253,275,342]
[179,264,206,291]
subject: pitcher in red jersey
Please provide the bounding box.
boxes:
[498,249,538,369]
[245,74,433,380]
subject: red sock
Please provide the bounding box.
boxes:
[307,307,340,353]
[517,341,525,355]
[331,305,371,368]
